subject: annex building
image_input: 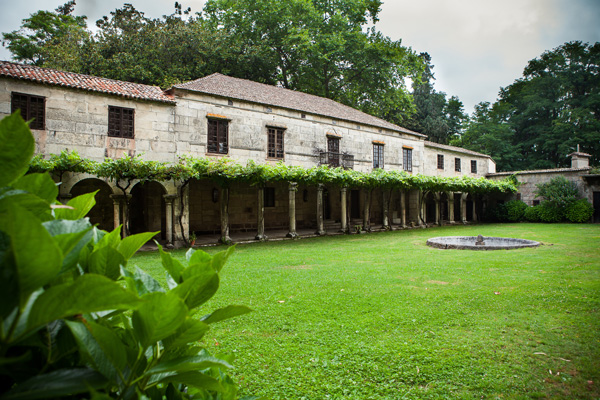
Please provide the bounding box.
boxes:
[1,61,497,246]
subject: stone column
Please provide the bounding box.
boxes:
[472,197,478,222]
[340,187,348,233]
[220,187,231,244]
[163,194,177,248]
[256,187,267,241]
[315,184,326,235]
[287,182,298,238]
[382,190,390,230]
[109,194,123,233]
[434,192,441,226]
[461,193,468,224]
[448,193,455,224]
[400,190,407,228]
[362,189,371,232]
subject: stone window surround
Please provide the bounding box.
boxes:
[108,105,135,138]
[11,91,45,130]
[373,141,385,169]
[206,113,230,155]
[403,146,413,172]
[437,154,444,170]
[266,124,286,160]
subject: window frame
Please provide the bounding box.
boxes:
[11,92,45,130]
[207,118,229,155]
[437,154,444,170]
[373,143,384,169]
[455,157,461,172]
[108,106,135,138]
[471,160,477,174]
[267,127,285,159]
[403,147,413,172]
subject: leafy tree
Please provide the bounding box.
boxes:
[444,95,468,140]
[2,1,88,70]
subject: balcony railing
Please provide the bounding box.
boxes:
[319,152,354,169]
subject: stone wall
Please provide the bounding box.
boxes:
[422,143,496,177]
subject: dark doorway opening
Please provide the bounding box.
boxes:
[350,190,360,219]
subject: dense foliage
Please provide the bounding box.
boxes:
[565,199,594,223]
[3,0,423,124]
[0,112,254,399]
[454,41,600,170]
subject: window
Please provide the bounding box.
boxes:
[327,136,340,167]
[455,157,461,172]
[108,106,134,138]
[471,160,477,173]
[11,92,45,130]
[437,154,444,170]
[207,119,228,154]
[403,148,412,172]
[373,143,384,169]
[267,127,284,159]
[532,200,540,206]
[264,187,275,207]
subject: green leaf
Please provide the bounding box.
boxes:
[94,226,121,250]
[124,266,165,296]
[158,371,224,392]
[0,112,35,187]
[0,188,52,221]
[27,274,142,332]
[147,354,232,376]
[158,244,185,283]
[163,317,209,348]
[201,305,253,325]
[0,203,62,309]
[117,231,158,260]
[43,219,94,275]
[12,173,58,204]
[132,292,187,348]
[172,272,219,310]
[53,191,97,220]
[210,246,235,273]
[89,246,125,280]
[1,368,108,400]
[65,320,127,382]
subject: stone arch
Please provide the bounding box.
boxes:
[70,178,114,231]
[130,181,167,241]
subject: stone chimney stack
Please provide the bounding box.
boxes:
[568,146,591,169]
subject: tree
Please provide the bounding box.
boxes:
[2,1,88,70]
[444,95,468,140]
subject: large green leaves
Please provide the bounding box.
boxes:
[53,191,97,220]
[0,112,34,187]
[27,274,142,332]
[132,292,187,348]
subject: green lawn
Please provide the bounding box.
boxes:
[132,224,600,399]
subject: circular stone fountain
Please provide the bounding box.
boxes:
[426,234,540,250]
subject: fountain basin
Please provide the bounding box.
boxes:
[426,236,540,250]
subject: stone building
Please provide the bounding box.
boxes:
[1,61,498,246]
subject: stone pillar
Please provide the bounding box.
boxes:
[472,197,478,222]
[287,182,298,238]
[382,190,390,230]
[340,187,348,233]
[461,193,468,224]
[220,187,231,244]
[163,194,177,248]
[256,187,267,241]
[110,194,123,233]
[362,189,371,232]
[400,190,407,228]
[421,199,427,227]
[434,192,441,226]
[448,193,455,224]
[316,184,325,235]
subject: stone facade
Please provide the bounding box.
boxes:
[1,62,500,246]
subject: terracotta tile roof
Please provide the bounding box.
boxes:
[424,141,492,158]
[488,167,591,177]
[0,61,175,104]
[174,73,425,138]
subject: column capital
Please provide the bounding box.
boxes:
[288,182,298,191]
[163,194,178,203]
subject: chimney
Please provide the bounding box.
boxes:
[569,146,591,169]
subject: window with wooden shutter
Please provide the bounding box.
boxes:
[267,127,284,159]
[207,119,229,154]
[11,92,45,130]
[108,106,134,138]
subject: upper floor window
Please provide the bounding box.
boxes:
[471,160,477,173]
[455,157,461,172]
[108,106,134,138]
[207,118,228,154]
[327,136,340,167]
[267,127,284,159]
[437,154,444,170]
[11,92,45,130]
[373,143,384,169]
[403,147,413,172]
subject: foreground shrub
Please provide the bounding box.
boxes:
[565,199,594,223]
[505,200,528,222]
[0,113,252,399]
[524,205,542,222]
[484,202,507,222]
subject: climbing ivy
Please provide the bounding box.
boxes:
[29,151,518,194]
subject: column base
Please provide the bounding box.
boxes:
[315,230,326,236]
[255,234,268,241]
[219,236,232,245]
[286,232,298,239]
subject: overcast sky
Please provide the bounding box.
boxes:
[1,0,599,114]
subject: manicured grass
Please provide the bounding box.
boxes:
[132,224,600,399]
